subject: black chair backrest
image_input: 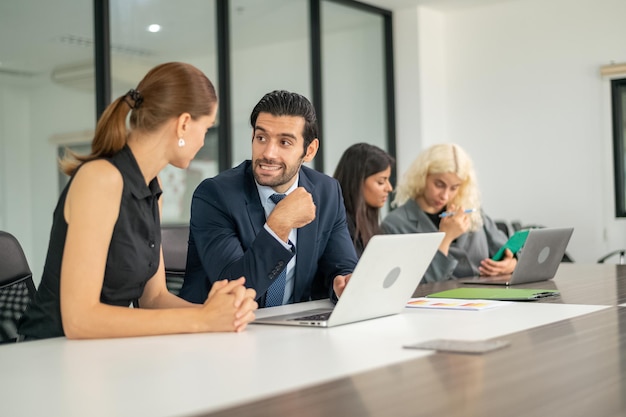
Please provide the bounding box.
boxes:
[162,225,189,273]
[494,221,510,237]
[0,231,36,343]
[0,231,32,288]
[161,225,190,295]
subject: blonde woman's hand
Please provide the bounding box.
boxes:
[478,249,517,276]
[438,204,471,241]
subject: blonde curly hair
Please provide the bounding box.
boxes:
[392,143,483,231]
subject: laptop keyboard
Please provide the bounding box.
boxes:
[289,311,332,321]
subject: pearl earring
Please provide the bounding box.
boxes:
[178,138,185,148]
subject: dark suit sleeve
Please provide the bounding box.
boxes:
[184,178,294,303]
[314,179,358,300]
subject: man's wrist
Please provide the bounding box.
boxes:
[264,223,292,249]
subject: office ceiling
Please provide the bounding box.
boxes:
[0,0,516,84]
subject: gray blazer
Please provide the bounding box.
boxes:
[381,199,508,283]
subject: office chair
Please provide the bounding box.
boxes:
[494,220,511,237]
[0,231,36,343]
[161,224,190,296]
[597,249,626,264]
[511,220,522,232]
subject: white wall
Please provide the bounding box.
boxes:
[322,22,387,176]
[0,74,94,283]
[0,78,33,259]
[416,7,447,148]
[392,7,422,174]
[29,83,95,280]
[393,0,626,262]
[230,37,311,167]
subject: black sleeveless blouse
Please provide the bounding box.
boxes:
[18,146,162,339]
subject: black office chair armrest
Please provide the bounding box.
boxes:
[597,249,626,264]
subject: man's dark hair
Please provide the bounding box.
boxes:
[250,90,318,150]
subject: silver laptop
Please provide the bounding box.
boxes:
[460,227,574,286]
[252,232,444,327]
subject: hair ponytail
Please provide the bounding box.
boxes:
[59,62,217,177]
[59,94,132,176]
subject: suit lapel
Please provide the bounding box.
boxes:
[293,169,318,302]
[243,163,266,236]
[410,200,439,232]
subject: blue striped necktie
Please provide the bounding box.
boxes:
[265,193,287,307]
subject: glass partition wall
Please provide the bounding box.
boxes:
[229,0,311,166]
[321,1,388,176]
[110,0,219,224]
[0,0,394,283]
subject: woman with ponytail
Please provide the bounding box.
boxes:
[18,62,257,340]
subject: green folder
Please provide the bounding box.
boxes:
[492,229,529,261]
[427,287,560,301]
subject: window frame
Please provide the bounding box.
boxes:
[612,78,626,217]
[93,0,395,174]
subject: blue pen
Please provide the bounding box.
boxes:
[438,208,477,218]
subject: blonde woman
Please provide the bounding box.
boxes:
[381,143,516,283]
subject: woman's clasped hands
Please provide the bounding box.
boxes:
[202,277,258,332]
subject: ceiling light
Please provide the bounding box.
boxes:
[147,24,161,33]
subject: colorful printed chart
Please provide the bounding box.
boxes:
[406,297,512,311]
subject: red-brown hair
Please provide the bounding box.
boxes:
[60,62,217,175]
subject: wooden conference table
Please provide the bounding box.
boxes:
[2,263,625,417]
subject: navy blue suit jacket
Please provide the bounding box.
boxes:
[180,160,358,306]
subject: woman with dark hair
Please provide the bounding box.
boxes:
[18,62,257,340]
[334,143,394,257]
